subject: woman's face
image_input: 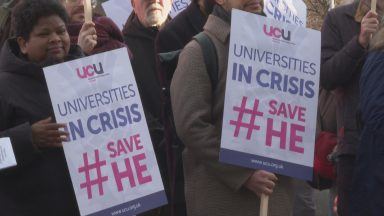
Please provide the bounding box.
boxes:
[17,15,70,64]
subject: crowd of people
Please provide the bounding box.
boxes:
[0,0,383,215]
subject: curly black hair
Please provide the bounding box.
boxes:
[11,0,69,40]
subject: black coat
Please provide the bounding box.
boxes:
[123,13,165,124]
[122,12,168,175]
[154,3,208,216]
[0,39,83,216]
[155,1,207,89]
[320,2,366,156]
[122,13,173,215]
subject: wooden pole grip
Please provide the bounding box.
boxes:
[84,0,92,22]
[260,194,269,216]
[372,0,377,13]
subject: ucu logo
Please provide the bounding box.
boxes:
[263,24,291,41]
[76,62,104,79]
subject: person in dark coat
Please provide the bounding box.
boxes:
[0,0,83,215]
[122,14,169,128]
[350,28,384,216]
[320,0,382,215]
[122,0,173,214]
[60,0,126,55]
[154,1,215,215]
[156,0,214,86]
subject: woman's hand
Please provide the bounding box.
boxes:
[31,117,69,148]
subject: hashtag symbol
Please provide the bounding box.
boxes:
[230,96,264,140]
[78,149,108,199]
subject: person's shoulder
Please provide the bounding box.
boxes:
[173,39,205,85]
[159,12,190,38]
[322,3,357,29]
[328,2,357,17]
[183,37,203,53]
[177,38,204,67]
[156,14,191,52]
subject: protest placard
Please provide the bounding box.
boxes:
[264,0,307,27]
[220,9,320,181]
[44,48,166,216]
[0,137,17,170]
[102,0,132,30]
[102,0,191,30]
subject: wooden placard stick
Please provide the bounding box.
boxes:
[372,0,377,13]
[84,0,92,22]
[370,0,377,40]
[260,193,269,216]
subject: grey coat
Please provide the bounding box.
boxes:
[171,12,293,216]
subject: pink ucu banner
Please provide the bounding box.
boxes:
[76,62,104,79]
[263,24,291,41]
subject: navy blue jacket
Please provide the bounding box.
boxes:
[350,51,384,216]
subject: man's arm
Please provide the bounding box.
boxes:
[320,9,367,90]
